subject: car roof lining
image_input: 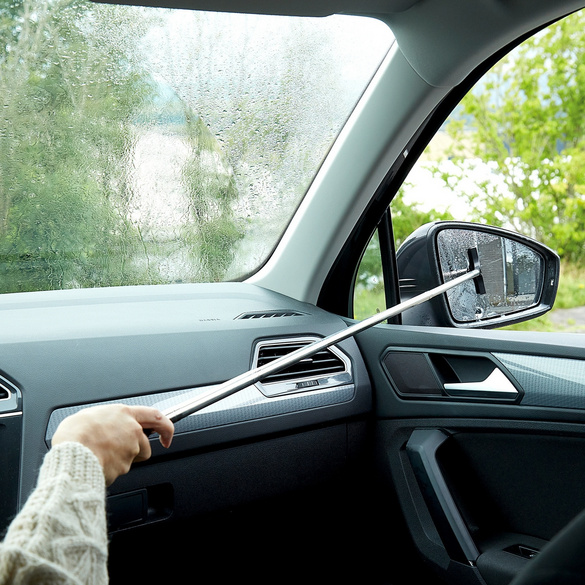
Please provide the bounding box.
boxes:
[93,0,584,87]
[91,0,420,17]
[384,0,585,87]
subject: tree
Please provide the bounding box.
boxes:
[180,109,244,282]
[147,11,380,268]
[356,188,453,289]
[0,0,151,291]
[437,10,585,263]
[0,0,245,292]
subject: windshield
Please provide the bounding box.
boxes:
[0,0,393,293]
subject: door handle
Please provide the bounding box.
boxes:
[443,367,518,399]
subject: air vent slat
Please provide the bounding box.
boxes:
[236,310,305,320]
[256,340,347,385]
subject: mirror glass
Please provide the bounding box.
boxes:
[436,229,544,322]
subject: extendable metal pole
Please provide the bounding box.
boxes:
[159,268,480,425]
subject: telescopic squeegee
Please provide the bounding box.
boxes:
[149,249,484,430]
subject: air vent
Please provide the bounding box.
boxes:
[236,310,305,320]
[254,338,350,392]
[0,375,19,414]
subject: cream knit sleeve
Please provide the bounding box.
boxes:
[0,441,108,585]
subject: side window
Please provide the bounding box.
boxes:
[353,231,385,320]
[355,8,585,331]
[353,186,451,320]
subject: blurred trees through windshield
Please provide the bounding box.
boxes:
[0,1,392,293]
[0,0,244,292]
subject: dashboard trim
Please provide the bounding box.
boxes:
[45,381,356,443]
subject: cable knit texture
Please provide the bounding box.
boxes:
[0,442,108,585]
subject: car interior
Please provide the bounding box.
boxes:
[3,0,585,584]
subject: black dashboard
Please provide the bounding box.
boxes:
[0,282,372,534]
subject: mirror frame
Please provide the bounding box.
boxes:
[396,221,560,329]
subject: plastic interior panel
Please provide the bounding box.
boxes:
[354,325,585,424]
[0,282,371,502]
[495,353,585,409]
[0,414,22,530]
[379,417,585,585]
[406,428,480,564]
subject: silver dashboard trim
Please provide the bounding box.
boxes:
[0,411,22,419]
[45,380,356,442]
[0,376,20,415]
[252,336,353,397]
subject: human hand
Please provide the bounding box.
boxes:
[51,404,174,486]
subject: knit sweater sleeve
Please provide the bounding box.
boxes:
[0,441,108,585]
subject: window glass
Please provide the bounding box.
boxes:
[391,8,585,331]
[0,1,393,293]
[354,231,385,320]
[353,187,451,319]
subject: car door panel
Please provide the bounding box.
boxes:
[356,325,585,585]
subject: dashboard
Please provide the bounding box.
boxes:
[0,282,372,533]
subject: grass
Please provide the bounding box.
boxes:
[353,285,386,321]
[504,264,585,332]
[553,264,585,308]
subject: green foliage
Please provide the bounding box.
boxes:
[181,112,244,281]
[353,284,385,321]
[353,189,453,318]
[551,263,585,309]
[391,187,454,249]
[356,188,453,291]
[500,314,557,332]
[493,264,585,331]
[439,9,585,264]
[0,0,244,292]
[0,0,146,291]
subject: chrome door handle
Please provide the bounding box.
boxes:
[443,368,518,399]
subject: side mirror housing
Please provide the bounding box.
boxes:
[396,221,560,328]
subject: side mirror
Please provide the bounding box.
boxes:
[396,221,560,328]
